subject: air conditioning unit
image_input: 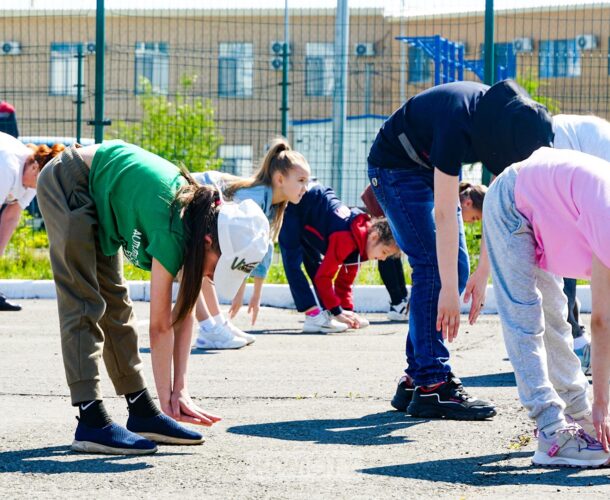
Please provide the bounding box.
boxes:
[270,40,292,55]
[85,42,96,55]
[576,34,597,50]
[354,42,375,57]
[1,41,21,56]
[512,37,533,53]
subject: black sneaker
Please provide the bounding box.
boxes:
[391,376,415,412]
[407,376,497,420]
[0,294,21,311]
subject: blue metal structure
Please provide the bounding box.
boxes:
[395,35,515,85]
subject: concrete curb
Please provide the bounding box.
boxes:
[0,279,593,314]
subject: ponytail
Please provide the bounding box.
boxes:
[459,181,487,211]
[26,143,66,170]
[223,136,309,240]
[173,173,221,324]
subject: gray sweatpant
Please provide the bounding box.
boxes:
[483,166,590,431]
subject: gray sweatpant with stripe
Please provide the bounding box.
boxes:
[483,166,590,431]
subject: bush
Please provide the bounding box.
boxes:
[0,214,53,279]
[107,75,224,172]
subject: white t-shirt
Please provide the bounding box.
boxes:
[0,131,35,209]
[553,114,610,162]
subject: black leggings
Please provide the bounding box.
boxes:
[563,277,584,339]
[378,256,408,305]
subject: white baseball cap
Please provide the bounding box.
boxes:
[214,198,270,301]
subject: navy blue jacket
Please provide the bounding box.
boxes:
[279,184,369,315]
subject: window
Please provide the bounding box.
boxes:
[135,42,169,95]
[306,43,334,97]
[539,39,580,78]
[408,45,431,83]
[480,42,517,79]
[219,145,253,176]
[218,43,253,98]
[49,43,82,96]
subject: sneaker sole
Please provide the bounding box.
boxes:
[71,440,158,455]
[407,403,497,420]
[194,343,246,350]
[136,432,205,445]
[532,451,610,468]
[387,312,408,322]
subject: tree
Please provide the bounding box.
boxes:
[107,75,223,172]
[517,72,561,114]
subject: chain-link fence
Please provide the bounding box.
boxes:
[2,1,610,205]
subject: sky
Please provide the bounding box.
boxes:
[5,1,609,17]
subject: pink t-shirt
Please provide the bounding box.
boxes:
[514,147,610,279]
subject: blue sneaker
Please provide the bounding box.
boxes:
[574,342,591,376]
[72,419,157,455]
[127,413,204,445]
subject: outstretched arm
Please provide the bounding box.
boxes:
[0,203,22,255]
[434,170,461,342]
[590,254,610,451]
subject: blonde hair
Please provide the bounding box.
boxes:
[223,136,309,240]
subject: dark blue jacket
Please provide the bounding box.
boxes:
[279,184,369,315]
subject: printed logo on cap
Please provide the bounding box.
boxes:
[231,257,260,274]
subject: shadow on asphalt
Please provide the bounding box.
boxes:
[460,372,516,387]
[245,328,400,336]
[139,347,217,356]
[0,445,191,474]
[359,451,610,486]
[227,411,425,446]
[245,328,326,336]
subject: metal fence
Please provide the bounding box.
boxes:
[2,1,610,206]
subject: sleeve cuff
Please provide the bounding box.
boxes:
[330,306,343,316]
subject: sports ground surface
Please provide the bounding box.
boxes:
[1,300,609,499]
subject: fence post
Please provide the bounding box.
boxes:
[93,0,106,143]
[281,0,290,137]
[332,0,349,198]
[482,0,495,185]
[74,44,84,143]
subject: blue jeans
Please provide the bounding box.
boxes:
[368,164,470,386]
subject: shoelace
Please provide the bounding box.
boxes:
[449,378,471,401]
[555,424,600,450]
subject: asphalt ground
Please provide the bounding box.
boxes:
[1,300,608,499]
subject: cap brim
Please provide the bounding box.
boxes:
[213,252,249,301]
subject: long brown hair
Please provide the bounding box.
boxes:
[173,170,222,324]
[223,137,309,240]
[26,143,66,170]
[459,182,487,211]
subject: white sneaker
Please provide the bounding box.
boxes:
[303,311,348,333]
[225,320,256,345]
[195,323,247,350]
[532,424,610,468]
[387,299,409,322]
[566,412,596,439]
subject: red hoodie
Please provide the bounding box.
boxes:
[313,213,370,313]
